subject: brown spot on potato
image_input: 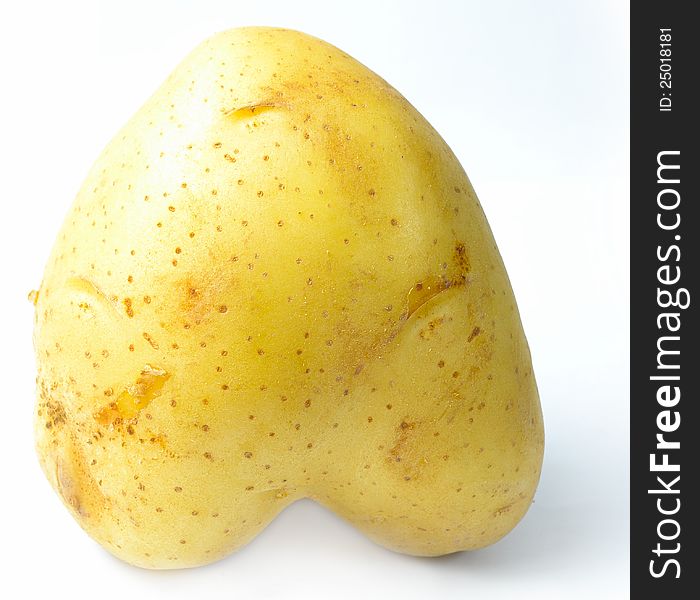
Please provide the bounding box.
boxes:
[454,243,470,276]
[494,502,516,517]
[142,332,159,349]
[44,400,67,428]
[123,297,134,318]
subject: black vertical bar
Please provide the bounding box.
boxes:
[630,2,697,595]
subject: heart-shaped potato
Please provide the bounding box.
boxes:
[32,27,544,568]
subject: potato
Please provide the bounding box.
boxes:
[32,27,544,568]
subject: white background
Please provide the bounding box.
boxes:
[0,1,629,598]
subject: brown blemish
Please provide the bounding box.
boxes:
[44,400,67,428]
[467,326,481,342]
[453,242,470,279]
[142,332,158,349]
[388,420,415,463]
[386,419,432,482]
[494,501,517,517]
[175,274,232,326]
[123,297,134,318]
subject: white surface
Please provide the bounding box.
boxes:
[0,1,629,598]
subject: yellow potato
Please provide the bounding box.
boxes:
[32,27,544,568]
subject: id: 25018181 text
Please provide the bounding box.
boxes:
[659,29,672,112]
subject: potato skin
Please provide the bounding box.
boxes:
[32,27,544,567]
